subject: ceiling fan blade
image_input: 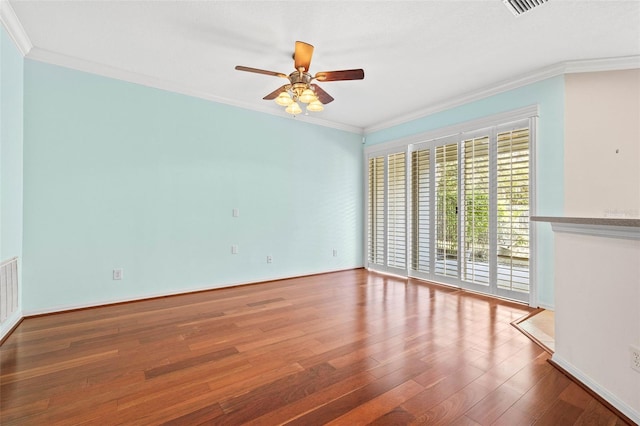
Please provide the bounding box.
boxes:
[263,85,288,100]
[311,84,334,104]
[314,69,365,82]
[235,65,288,79]
[294,41,314,72]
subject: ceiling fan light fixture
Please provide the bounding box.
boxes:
[299,88,316,104]
[275,91,293,106]
[307,99,324,112]
[236,41,364,116]
[285,102,302,115]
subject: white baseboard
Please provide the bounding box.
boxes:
[551,354,639,424]
[21,267,360,317]
[536,302,555,310]
[0,310,23,342]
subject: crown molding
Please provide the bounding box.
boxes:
[25,47,363,134]
[364,105,538,153]
[14,23,639,138]
[562,55,640,74]
[0,0,32,55]
[364,55,640,134]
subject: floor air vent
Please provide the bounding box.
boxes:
[1,257,19,325]
[503,0,548,15]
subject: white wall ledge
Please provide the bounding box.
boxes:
[531,216,640,240]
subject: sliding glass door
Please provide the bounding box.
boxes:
[366,117,533,303]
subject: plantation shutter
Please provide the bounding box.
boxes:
[365,110,535,304]
[411,149,430,272]
[462,135,490,285]
[435,143,458,278]
[387,152,406,269]
[496,128,530,293]
[368,156,385,265]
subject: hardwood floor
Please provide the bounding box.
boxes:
[0,269,629,425]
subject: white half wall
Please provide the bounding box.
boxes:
[553,231,640,422]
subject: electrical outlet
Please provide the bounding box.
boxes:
[231,245,238,254]
[333,249,338,257]
[266,255,272,264]
[631,345,640,373]
[113,269,123,280]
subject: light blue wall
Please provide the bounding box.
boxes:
[1,26,24,262]
[16,53,563,312]
[22,60,363,313]
[364,77,565,308]
[0,25,24,336]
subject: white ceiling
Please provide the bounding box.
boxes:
[6,0,640,132]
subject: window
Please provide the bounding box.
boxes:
[365,111,535,303]
[367,156,384,265]
[366,151,406,273]
[496,128,530,293]
[435,143,458,278]
[387,153,407,269]
[410,149,430,273]
[462,135,490,285]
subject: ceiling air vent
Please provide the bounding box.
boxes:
[503,0,548,15]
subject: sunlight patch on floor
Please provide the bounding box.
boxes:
[515,309,555,353]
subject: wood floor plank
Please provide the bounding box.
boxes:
[445,414,483,426]
[243,372,377,426]
[0,349,119,384]
[491,362,574,425]
[0,269,629,425]
[400,363,487,418]
[0,397,50,424]
[535,398,586,425]
[283,360,431,426]
[368,407,417,425]
[463,382,524,425]
[323,379,424,425]
[573,398,622,426]
[158,403,224,426]
[113,382,213,424]
[410,381,491,425]
[143,346,238,379]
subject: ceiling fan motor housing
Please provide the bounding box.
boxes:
[289,71,313,97]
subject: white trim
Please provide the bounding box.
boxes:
[528,116,538,308]
[0,0,32,55]
[364,56,640,134]
[0,309,22,341]
[3,0,636,136]
[362,152,369,269]
[9,26,636,137]
[21,268,356,318]
[365,105,538,154]
[563,56,640,74]
[550,222,640,240]
[365,267,408,281]
[551,354,640,424]
[25,47,363,134]
[1,0,636,138]
[536,302,554,310]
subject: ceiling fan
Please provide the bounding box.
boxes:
[235,41,365,115]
